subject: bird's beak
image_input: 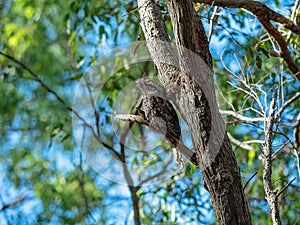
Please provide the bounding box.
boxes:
[136,78,145,88]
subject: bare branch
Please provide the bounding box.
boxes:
[275,92,300,120]
[258,19,299,77]
[220,109,264,122]
[0,191,31,211]
[114,113,198,165]
[195,0,300,34]
[262,97,282,225]
[286,0,300,42]
[295,149,300,178]
[243,140,264,144]
[115,113,149,126]
[0,52,85,128]
[120,131,141,225]
[227,132,255,151]
[271,140,295,160]
[83,76,101,137]
[115,100,146,225]
[293,113,300,177]
[207,6,219,42]
[195,0,300,78]
[77,153,96,222]
[243,172,257,190]
[138,157,173,186]
[276,177,296,198]
[127,184,140,225]
[0,51,75,113]
[294,113,300,149]
[0,51,121,161]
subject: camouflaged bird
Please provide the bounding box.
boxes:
[136,77,184,169]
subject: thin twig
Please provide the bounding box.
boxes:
[276,177,296,197]
[271,139,294,160]
[0,51,74,113]
[83,76,101,137]
[207,6,219,42]
[227,132,255,151]
[194,0,300,77]
[0,191,31,211]
[194,0,300,34]
[293,113,300,146]
[138,157,173,186]
[286,0,300,42]
[243,172,258,190]
[0,51,121,161]
[77,127,96,222]
[275,92,300,120]
[220,109,264,122]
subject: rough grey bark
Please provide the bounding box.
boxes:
[137,0,252,224]
[262,98,282,225]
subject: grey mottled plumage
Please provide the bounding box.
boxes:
[136,77,184,169]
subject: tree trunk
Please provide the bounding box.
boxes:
[137,0,252,224]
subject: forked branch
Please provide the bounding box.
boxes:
[194,0,300,78]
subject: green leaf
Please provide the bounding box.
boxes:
[256,55,262,69]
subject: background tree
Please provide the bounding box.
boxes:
[0,0,299,224]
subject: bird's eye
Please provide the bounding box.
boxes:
[149,86,157,92]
